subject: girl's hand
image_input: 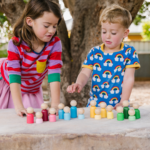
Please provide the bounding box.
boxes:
[15,107,27,117]
[67,83,82,93]
[51,103,59,116]
[114,102,123,110]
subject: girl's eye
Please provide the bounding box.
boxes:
[112,33,116,35]
[44,26,49,28]
[53,26,57,28]
[103,32,106,34]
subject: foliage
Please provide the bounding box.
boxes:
[141,21,150,41]
[23,0,29,3]
[0,13,12,42]
[133,1,150,25]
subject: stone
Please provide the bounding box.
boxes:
[0,106,150,150]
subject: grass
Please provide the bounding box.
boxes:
[0,50,8,58]
[0,42,8,58]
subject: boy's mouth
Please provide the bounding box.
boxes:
[105,41,112,44]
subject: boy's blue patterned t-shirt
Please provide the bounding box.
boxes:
[82,43,140,107]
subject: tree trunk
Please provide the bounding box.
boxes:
[0,0,144,107]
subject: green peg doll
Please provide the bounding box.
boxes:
[133,103,140,119]
[123,100,129,119]
[116,106,124,121]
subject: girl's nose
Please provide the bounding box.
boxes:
[48,26,55,34]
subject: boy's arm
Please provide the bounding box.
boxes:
[114,68,135,109]
[76,68,92,88]
[67,67,92,93]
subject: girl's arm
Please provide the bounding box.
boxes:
[10,83,27,117]
[50,82,60,115]
[114,68,135,109]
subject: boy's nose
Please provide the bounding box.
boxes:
[106,33,110,38]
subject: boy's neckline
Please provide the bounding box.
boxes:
[100,42,124,53]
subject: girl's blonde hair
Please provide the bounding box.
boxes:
[13,0,62,52]
[99,5,132,29]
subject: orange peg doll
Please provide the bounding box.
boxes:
[100,102,107,118]
[90,100,96,118]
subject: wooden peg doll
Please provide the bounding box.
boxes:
[49,108,56,122]
[128,109,136,121]
[100,102,107,118]
[133,103,140,119]
[27,107,34,124]
[58,103,65,119]
[90,100,96,118]
[106,105,114,119]
[36,112,43,124]
[64,106,71,120]
[41,103,48,121]
[70,100,77,118]
[78,108,85,119]
[95,108,101,120]
[123,100,129,119]
[116,106,124,121]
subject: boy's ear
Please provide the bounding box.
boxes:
[26,17,33,27]
[124,29,129,38]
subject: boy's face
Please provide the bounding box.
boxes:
[101,21,129,50]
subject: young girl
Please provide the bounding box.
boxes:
[0,0,62,117]
[67,5,140,109]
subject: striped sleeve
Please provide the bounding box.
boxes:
[48,37,63,83]
[7,39,21,84]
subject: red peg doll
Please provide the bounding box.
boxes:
[41,103,48,121]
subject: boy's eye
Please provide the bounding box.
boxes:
[53,26,57,28]
[44,25,49,28]
[102,32,106,34]
[112,33,116,35]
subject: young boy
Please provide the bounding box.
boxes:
[67,5,140,109]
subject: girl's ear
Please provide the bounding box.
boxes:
[123,29,129,38]
[26,17,33,27]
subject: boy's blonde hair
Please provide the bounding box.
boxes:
[99,5,132,28]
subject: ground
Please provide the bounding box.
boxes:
[130,81,150,106]
[43,81,150,106]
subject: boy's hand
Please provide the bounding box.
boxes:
[67,83,82,93]
[114,102,123,110]
[15,107,27,117]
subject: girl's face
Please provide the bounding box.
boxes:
[26,11,59,45]
[101,21,129,51]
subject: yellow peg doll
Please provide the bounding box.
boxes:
[106,105,114,119]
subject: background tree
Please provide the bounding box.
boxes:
[141,21,150,40]
[0,0,144,107]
